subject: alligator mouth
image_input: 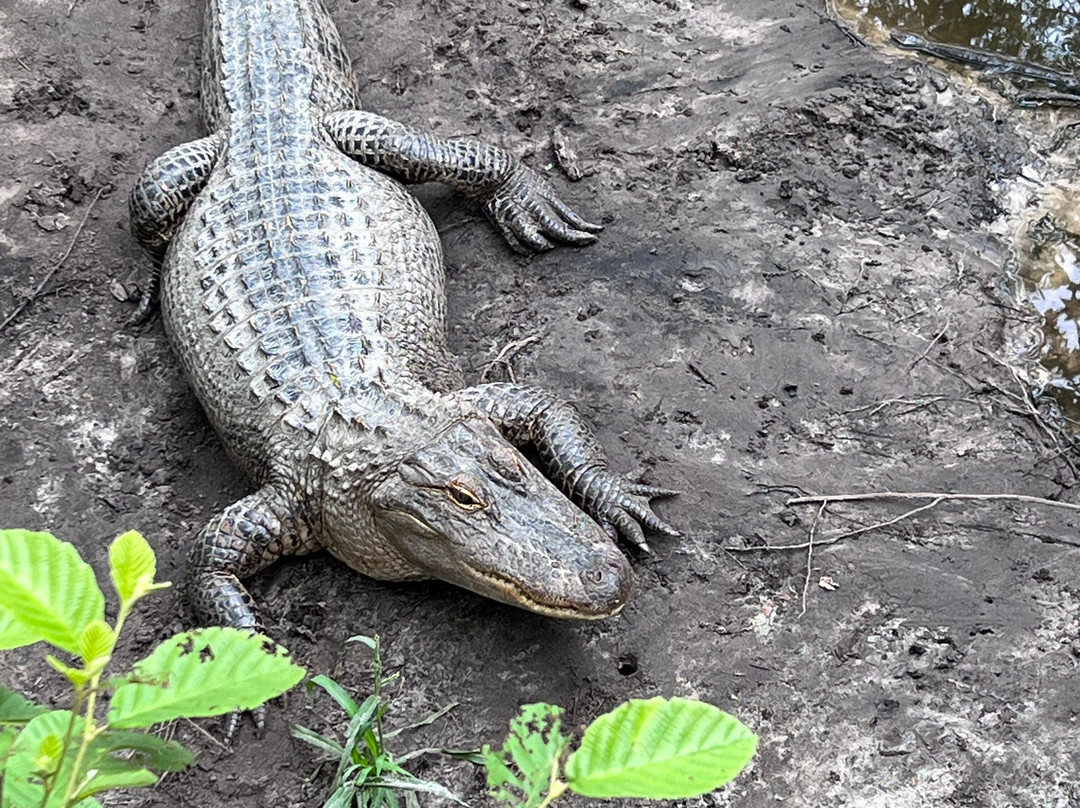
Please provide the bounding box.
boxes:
[468,565,626,620]
[383,510,627,619]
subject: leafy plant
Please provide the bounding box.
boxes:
[291,635,466,808]
[485,697,757,808]
[0,528,306,808]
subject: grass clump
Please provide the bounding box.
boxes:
[296,638,756,808]
[291,635,467,808]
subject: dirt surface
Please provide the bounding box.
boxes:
[3,1,1080,806]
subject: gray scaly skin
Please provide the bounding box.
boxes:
[130,0,677,641]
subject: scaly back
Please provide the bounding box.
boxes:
[200,0,360,133]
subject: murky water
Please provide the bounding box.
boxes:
[1014,190,1080,429]
[832,0,1080,428]
[830,0,1080,75]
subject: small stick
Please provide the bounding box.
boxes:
[800,502,826,616]
[0,187,103,332]
[480,333,542,383]
[785,491,1080,514]
[908,318,950,372]
[732,498,945,552]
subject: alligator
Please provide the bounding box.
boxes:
[890,31,1080,99]
[129,0,677,634]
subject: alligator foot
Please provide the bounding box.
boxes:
[456,382,679,550]
[187,487,317,740]
[574,475,679,554]
[323,110,603,253]
[481,161,603,254]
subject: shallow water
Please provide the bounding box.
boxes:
[831,0,1080,74]
[1015,193,1080,429]
[833,1,1080,428]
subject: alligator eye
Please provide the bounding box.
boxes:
[447,479,485,511]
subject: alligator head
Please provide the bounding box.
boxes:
[363,417,632,619]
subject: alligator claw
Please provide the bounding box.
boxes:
[125,289,159,327]
[224,704,266,745]
[590,476,679,553]
[485,163,602,254]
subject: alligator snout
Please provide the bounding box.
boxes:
[579,547,633,615]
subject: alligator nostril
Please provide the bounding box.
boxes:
[580,553,632,610]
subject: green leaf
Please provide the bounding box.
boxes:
[107,627,305,728]
[384,701,457,739]
[46,655,91,687]
[0,530,105,655]
[78,620,115,670]
[345,635,377,651]
[0,607,42,651]
[564,696,757,799]
[374,774,467,805]
[74,756,159,800]
[87,730,194,773]
[108,531,158,604]
[3,710,81,808]
[290,723,346,758]
[0,725,17,782]
[485,703,568,808]
[441,748,486,765]
[309,674,360,717]
[0,688,47,724]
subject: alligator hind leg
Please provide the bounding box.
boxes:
[323,110,602,253]
[187,486,319,632]
[456,383,679,551]
[128,133,224,321]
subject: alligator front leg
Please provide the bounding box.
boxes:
[456,383,678,552]
[187,486,319,633]
[323,111,602,253]
[128,133,224,320]
[186,486,319,738]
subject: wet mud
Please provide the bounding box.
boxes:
[2,1,1080,806]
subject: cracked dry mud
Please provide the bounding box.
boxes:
[2,1,1079,806]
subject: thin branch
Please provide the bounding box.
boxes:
[786,490,1080,514]
[480,333,542,383]
[0,187,103,332]
[908,317,950,373]
[732,498,946,552]
[800,502,826,616]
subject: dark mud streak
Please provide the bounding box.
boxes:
[1,0,1079,806]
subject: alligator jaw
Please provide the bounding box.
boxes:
[466,566,629,620]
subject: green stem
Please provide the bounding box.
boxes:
[39,687,87,808]
[58,600,129,807]
[537,779,568,808]
[536,752,568,808]
[59,685,100,807]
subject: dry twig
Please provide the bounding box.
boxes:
[908,317,950,373]
[480,333,542,383]
[734,488,1080,554]
[0,187,103,332]
[800,502,827,616]
[731,497,946,552]
[786,490,1080,513]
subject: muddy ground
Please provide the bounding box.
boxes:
[2,0,1080,806]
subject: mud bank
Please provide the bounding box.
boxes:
[1,1,1078,806]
